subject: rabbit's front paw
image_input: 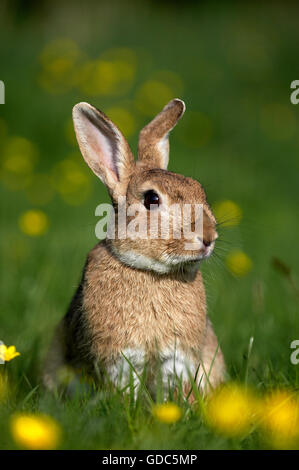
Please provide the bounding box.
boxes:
[159,348,197,392]
[106,348,145,392]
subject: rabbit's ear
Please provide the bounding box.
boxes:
[137,98,185,170]
[73,102,135,198]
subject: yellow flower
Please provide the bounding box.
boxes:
[261,390,299,448]
[77,48,136,96]
[152,403,182,424]
[135,80,175,117]
[0,344,20,362]
[19,210,49,236]
[39,39,82,94]
[2,137,38,170]
[104,107,136,138]
[11,413,61,450]
[51,157,92,206]
[213,200,242,227]
[226,250,252,277]
[1,137,38,190]
[135,70,183,117]
[204,384,257,437]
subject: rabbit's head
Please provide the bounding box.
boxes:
[73,99,217,274]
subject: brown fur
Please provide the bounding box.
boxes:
[84,241,205,359]
[43,99,226,398]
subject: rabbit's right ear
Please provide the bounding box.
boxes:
[137,98,185,170]
[72,102,135,199]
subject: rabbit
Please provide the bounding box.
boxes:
[43,98,226,399]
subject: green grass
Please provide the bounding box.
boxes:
[1,0,299,450]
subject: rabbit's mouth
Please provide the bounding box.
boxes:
[162,243,215,268]
[183,241,215,262]
[185,253,210,265]
[187,258,202,264]
[110,238,215,275]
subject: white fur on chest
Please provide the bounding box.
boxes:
[106,347,197,392]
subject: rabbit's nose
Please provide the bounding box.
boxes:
[195,236,212,248]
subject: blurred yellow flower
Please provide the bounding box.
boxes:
[105,106,136,138]
[152,402,182,424]
[19,210,49,236]
[77,48,136,96]
[1,137,38,190]
[51,157,92,206]
[204,384,257,437]
[3,137,38,166]
[226,250,252,277]
[261,390,299,448]
[0,344,20,362]
[40,38,81,68]
[11,413,61,450]
[39,38,83,94]
[213,200,242,227]
[135,80,175,116]
[135,70,183,117]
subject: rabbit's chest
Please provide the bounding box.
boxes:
[83,258,206,360]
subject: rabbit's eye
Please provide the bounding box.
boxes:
[144,190,160,210]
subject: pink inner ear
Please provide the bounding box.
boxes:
[81,118,119,182]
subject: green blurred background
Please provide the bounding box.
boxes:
[0,0,299,449]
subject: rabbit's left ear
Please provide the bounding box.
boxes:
[72,102,135,199]
[137,98,185,170]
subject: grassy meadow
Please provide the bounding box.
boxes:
[0,0,299,450]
